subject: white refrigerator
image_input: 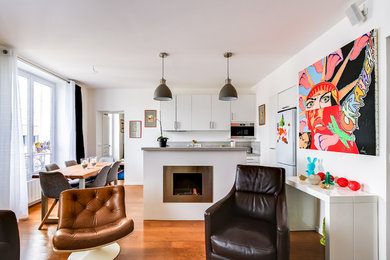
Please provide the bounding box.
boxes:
[276,108,296,176]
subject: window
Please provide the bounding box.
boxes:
[19,70,54,180]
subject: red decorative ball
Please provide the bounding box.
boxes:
[348,181,361,191]
[317,172,325,180]
[337,177,349,187]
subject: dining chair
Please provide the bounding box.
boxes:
[99,156,114,162]
[107,161,121,185]
[64,160,77,167]
[38,171,73,230]
[86,165,111,188]
[45,163,60,171]
[45,163,79,188]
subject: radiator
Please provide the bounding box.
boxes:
[28,179,41,206]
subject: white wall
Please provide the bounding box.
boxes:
[84,87,254,185]
[253,1,389,259]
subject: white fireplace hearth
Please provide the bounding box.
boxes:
[142,147,247,220]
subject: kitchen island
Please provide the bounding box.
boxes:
[142,147,247,220]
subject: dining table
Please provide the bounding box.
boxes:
[34,161,111,221]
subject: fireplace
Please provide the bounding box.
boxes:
[163,166,213,202]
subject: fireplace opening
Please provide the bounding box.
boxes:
[173,173,202,195]
[163,166,213,203]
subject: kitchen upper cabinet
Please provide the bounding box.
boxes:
[191,95,212,130]
[277,86,297,111]
[211,95,230,130]
[160,98,176,131]
[176,95,192,130]
[230,94,255,122]
[160,94,231,131]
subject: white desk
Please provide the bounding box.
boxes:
[286,176,377,260]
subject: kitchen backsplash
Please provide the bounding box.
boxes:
[167,140,260,155]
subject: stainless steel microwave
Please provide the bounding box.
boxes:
[231,123,255,139]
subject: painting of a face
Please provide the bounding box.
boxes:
[299,132,311,149]
[305,83,339,134]
[298,29,377,155]
[306,91,332,111]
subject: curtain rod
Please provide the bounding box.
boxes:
[17,56,71,84]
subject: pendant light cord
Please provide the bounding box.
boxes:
[162,55,165,79]
[227,56,230,79]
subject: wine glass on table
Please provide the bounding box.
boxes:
[81,158,89,169]
[90,156,97,167]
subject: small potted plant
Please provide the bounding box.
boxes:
[157,111,168,147]
[157,136,168,147]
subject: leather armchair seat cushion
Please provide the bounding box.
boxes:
[53,217,134,250]
[210,217,276,260]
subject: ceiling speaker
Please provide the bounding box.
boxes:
[346,3,366,25]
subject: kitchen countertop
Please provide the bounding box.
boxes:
[141,147,248,152]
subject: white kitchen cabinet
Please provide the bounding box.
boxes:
[191,95,212,130]
[277,85,297,111]
[191,95,230,131]
[211,95,230,130]
[160,98,176,131]
[176,95,192,130]
[230,94,255,122]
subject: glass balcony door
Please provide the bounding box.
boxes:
[18,70,54,180]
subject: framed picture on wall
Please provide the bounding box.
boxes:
[129,120,142,138]
[120,118,124,133]
[259,104,265,125]
[144,110,157,127]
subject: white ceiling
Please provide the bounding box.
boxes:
[0,0,356,89]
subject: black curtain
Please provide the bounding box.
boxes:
[75,85,85,163]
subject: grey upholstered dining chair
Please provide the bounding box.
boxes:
[45,163,60,171]
[99,156,114,162]
[45,163,79,187]
[38,171,72,230]
[64,160,78,167]
[86,165,111,188]
[107,161,121,185]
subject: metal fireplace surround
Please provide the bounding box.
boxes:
[163,166,213,203]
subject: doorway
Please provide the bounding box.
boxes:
[96,111,124,162]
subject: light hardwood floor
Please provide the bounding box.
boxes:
[18,185,324,260]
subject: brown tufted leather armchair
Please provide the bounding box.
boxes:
[53,185,134,258]
[205,165,289,260]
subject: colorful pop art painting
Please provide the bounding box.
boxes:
[298,29,378,155]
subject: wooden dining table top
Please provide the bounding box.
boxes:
[33,162,111,179]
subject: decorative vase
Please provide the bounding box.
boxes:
[158,138,168,147]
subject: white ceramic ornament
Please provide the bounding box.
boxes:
[308,174,321,185]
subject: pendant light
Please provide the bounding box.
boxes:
[219,52,238,101]
[153,52,172,101]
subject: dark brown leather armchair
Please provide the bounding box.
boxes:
[0,210,20,260]
[205,165,289,260]
[53,185,134,258]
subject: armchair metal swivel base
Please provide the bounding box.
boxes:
[205,165,290,260]
[53,185,134,260]
[65,243,120,260]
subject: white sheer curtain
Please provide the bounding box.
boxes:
[0,47,28,219]
[54,80,76,167]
